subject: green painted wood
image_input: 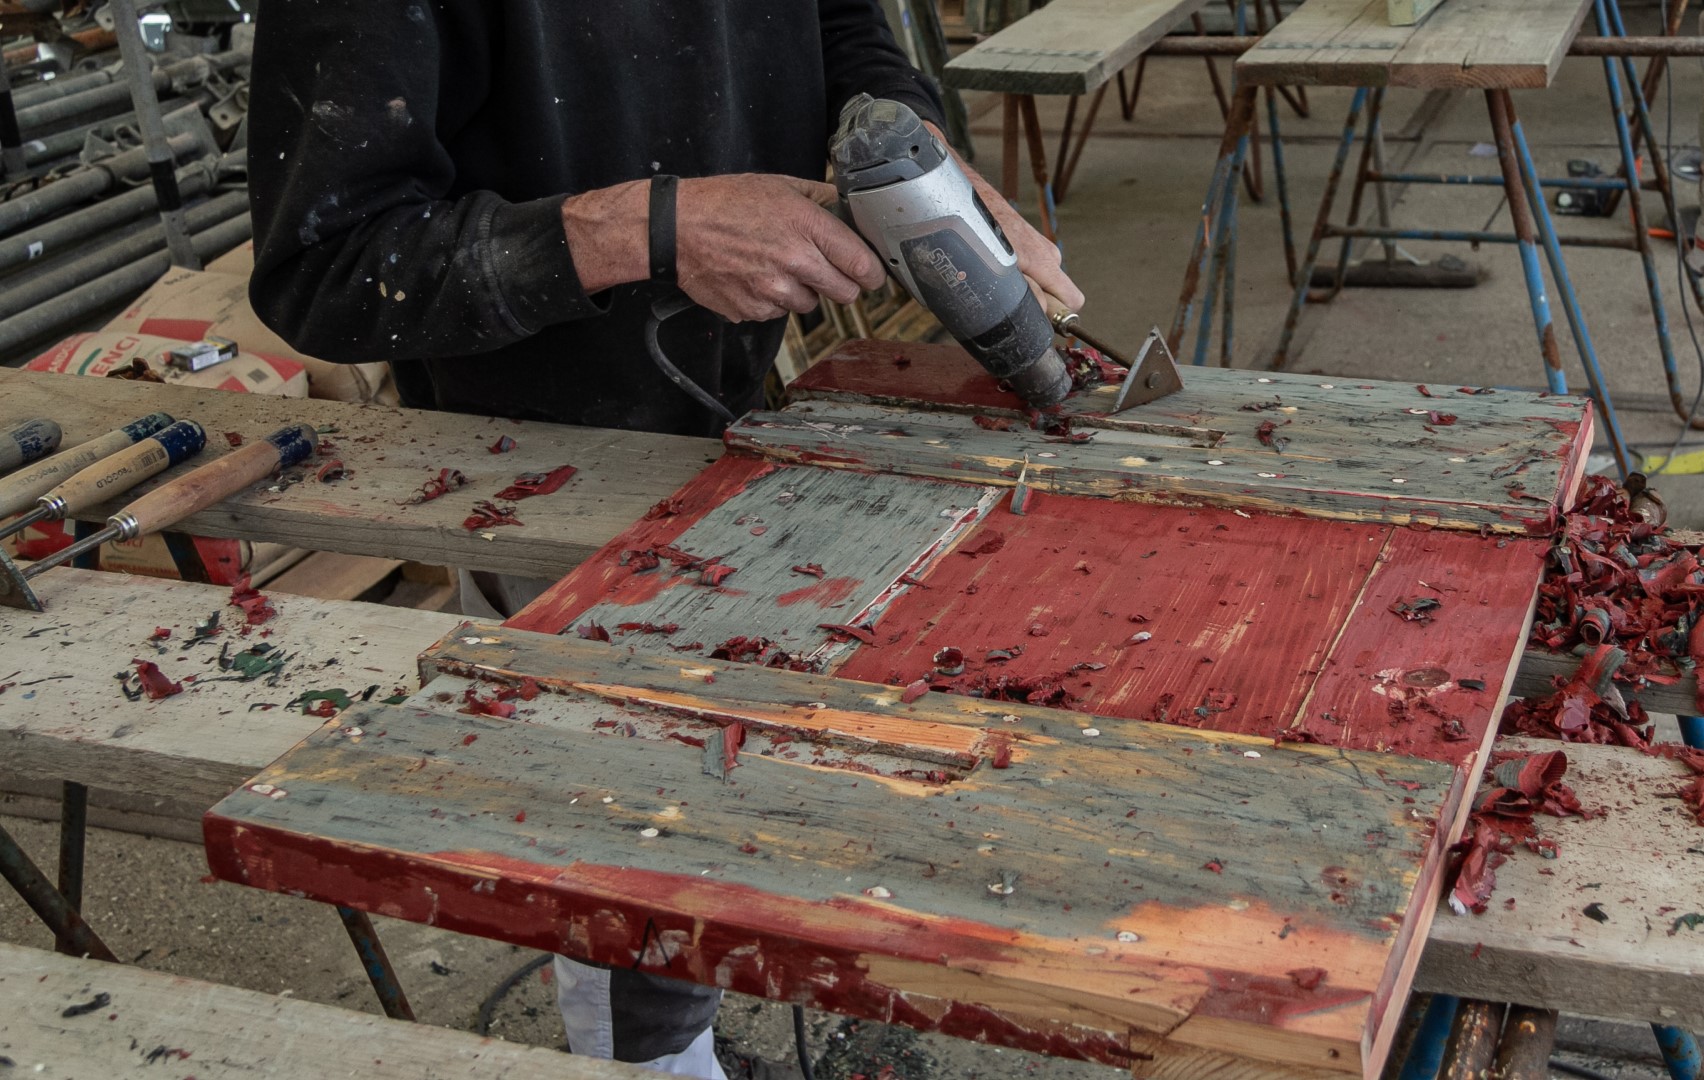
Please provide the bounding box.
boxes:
[728,397,1585,532]
[568,467,997,665]
[208,639,1457,1076]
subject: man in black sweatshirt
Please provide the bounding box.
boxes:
[247,4,1079,1076]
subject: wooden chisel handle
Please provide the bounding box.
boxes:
[38,420,207,519]
[0,418,63,475]
[0,413,175,519]
[108,423,318,541]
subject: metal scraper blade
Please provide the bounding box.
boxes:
[1112,328,1184,413]
[0,547,44,611]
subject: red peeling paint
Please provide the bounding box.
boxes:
[776,576,861,608]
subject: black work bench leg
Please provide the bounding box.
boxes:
[0,818,116,961]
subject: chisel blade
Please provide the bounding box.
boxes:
[0,547,44,612]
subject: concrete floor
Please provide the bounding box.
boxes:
[2,15,1698,1080]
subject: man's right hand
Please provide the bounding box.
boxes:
[674,174,886,323]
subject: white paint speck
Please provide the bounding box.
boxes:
[1257,472,1277,478]
[1319,383,1335,389]
[1082,727,1101,737]
[1207,459,1224,466]
[988,882,1015,895]
[1256,377,1273,384]
[1243,750,1262,758]
[1116,930,1141,942]
[601,796,614,804]
[864,885,892,898]
[1391,478,1407,484]
[639,827,659,838]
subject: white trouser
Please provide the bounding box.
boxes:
[554,956,727,1079]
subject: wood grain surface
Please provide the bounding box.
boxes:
[1417,739,1704,1031]
[0,368,720,579]
[1234,0,1592,88]
[780,341,1592,533]
[210,639,1459,1078]
[0,567,461,805]
[942,0,1206,94]
[0,941,654,1079]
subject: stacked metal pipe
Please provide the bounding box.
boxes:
[0,12,253,364]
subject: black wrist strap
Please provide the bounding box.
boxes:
[649,174,679,284]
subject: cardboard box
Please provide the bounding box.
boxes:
[28,331,309,397]
[104,268,397,405]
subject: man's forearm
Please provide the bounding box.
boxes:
[560,181,650,296]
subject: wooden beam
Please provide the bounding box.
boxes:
[0,368,720,579]
[942,0,1206,94]
[212,641,1460,1078]
[0,942,656,1079]
[1235,0,1592,88]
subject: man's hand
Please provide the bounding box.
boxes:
[921,122,1085,318]
[560,174,885,322]
[676,174,885,323]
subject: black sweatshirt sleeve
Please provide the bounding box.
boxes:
[246,2,601,365]
[818,0,946,134]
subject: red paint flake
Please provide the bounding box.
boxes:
[791,563,825,578]
[316,459,350,482]
[1287,967,1327,991]
[514,810,527,822]
[463,733,480,745]
[489,435,517,454]
[576,622,612,642]
[1202,859,1224,874]
[739,842,760,854]
[901,678,930,704]
[620,549,661,572]
[223,431,244,447]
[517,678,542,700]
[699,564,738,587]
[972,415,1014,432]
[403,467,466,505]
[1428,412,1458,426]
[460,687,515,719]
[988,736,1013,769]
[228,575,277,626]
[750,525,768,536]
[643,497,685,520]
[149,627,171,641]
[777,576,859,608]
[463,500,523,530]
[960,531,1005,558]
[723,722,745,774]
[818,622,877,645]
[615,621,680,635]
[1256,419,1290,452]
[1416,384,1433,398]
[132,659,183,700]
[495,464,577,501]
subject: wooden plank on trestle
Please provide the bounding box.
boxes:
[0,567,462,805]
[209,634,1460,1078]
[942,0,1205,95]
[567,466,998,665]
[1416,739,1704,1032]
[0,942,656,1080]
[1234,0,1590,89]
[0,368,720,578]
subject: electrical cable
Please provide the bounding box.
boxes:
[1649,0,1704,475]
[792,1004,817,1080]
[475,952,553,1036]
[645,291,739,427]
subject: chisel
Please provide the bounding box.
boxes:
[0,418,64,476]
[0,419,207,541]
[0,412,176,523]
[0,423,318,612]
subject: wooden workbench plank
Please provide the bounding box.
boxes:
[783,341,1593,530]
[0,368,720,579]
[208,660,1456,1077]
[1416,739,1704,1031]
[0,567,461,806]
[1235,0,1591,88]
[0,942,653,1079]
[1513,646,1699,716]
[567,466,997,666]
[942,0,1205,94]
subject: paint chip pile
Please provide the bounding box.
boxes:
[1450,475,1704,912]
